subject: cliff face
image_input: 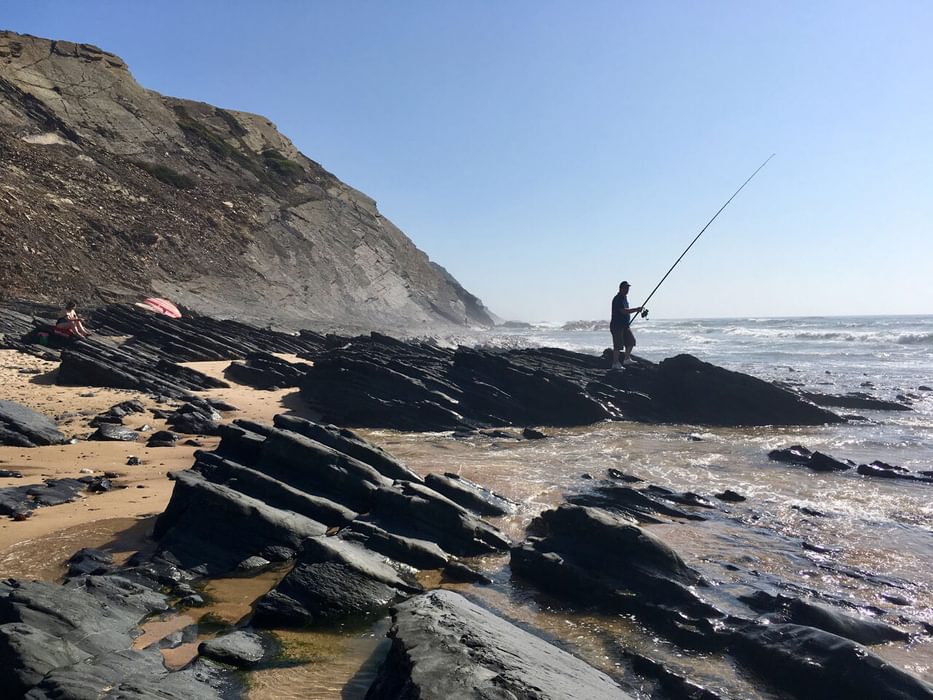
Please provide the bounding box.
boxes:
[0,31,493,330]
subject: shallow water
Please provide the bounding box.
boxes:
[364,417,933,692]
[0,516,153,581]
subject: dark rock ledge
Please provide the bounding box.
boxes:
[297,334,843,430]
[365,589,633,699]
[5,301,844,428]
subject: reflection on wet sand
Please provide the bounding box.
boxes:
[0,515,155,581]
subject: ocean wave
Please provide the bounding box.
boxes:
[711,327,933,345]
[895,332,933,345]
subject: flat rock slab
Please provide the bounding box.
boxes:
[0,399,65,447]
[366,589,632,699]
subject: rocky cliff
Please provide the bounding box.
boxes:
[0,31,493,330]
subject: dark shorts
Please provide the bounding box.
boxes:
[611,325,635,351]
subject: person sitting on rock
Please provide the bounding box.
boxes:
[56,301,91,338]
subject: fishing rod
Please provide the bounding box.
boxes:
[632,153,775,325]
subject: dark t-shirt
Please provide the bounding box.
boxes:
[610,293,630,328]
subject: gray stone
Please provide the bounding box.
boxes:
[198,630,266,667]
[90,422,139,442]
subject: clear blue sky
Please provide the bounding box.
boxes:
[5,1,932,321]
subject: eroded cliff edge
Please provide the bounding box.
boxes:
[0,31,493,330]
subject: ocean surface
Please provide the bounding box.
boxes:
[264,315,933,698]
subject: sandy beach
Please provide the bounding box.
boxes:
[0,350,309,580]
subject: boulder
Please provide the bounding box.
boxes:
[225,352,312,389]
[511,505,705,608]
[147,429,179,447]
[647,355,844,426]
[569,485,707,523]
[857,461,932,483]
[90,422,139,442]
[0,399,65,447]
[768,446,852,472]
[198,630,267,667]
[365,590,633,699]
[66,548,115,577]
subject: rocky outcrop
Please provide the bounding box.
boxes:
[86,304,328,362]
[0,569,227,698]
[153,415,509,624]
[739,591,909,645]
[57,337,229,399]
[510,505,723,651]
[225,352,313,390]
[769,445,933,483]
[508,490,933,699]
[298,335,843,430]
[152,469,329,574]
[365,590,633,700]
[798,390,912,412]
[0,31,493,331]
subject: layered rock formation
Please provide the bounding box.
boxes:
[0,31,493,331]
[297,335,844,429]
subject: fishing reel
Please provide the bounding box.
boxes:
[640,308,649,319]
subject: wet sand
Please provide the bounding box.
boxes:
[0,350,311,579]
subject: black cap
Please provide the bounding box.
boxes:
[619,281,630,288]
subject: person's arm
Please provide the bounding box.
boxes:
[622,306,643,314]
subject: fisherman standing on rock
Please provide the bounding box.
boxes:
[610,281,643,369]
